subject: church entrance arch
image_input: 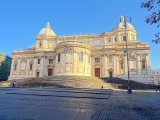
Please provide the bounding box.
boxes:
[95,68,100,77]
[108,68,113,78]
[48,69,53,76]
[94,64,101,77]
[47,65,54,76]
[36,69,41,77]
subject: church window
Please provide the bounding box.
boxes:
[49,59,53,64]
[14,65,17,70]
[95,58,100,63]
[30,65,32,70]
[115,38,117,42]
[108,39,111,44]
[123,36,126,41]
[58,53,61,62]
[39,42,42,48]
[38,59,41,64]
[78,52,83,62]
[141,54,145,59]
[109,56,112,63]
[142,61,146,69]
[120,62,124,69]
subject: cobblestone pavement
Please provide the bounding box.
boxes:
[0,88,159,120]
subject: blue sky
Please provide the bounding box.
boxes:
[0,0,159,69]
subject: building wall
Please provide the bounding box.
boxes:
[8,16,153,84]
[151,69,160,85]
[0,52,12,80]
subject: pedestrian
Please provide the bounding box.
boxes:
[156,85,160,92]
[101,85,103,89]
[12,81,16,88]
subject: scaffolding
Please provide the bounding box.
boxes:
[0,52,12,80]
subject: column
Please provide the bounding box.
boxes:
[124,55,128,75]
[116,55,119,75]
[104,55,108,77]
[137,55,141,75]
[44,56,48,76]
[17,58,21,75]
[33,57,37,77]
[103,54,105,77]
[146,54,151,75]
[26,58,29,76]
[41,56,44,77]
[114,55,117,76]
[73,51,77,73]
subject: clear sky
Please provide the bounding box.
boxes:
[0,0,159,69]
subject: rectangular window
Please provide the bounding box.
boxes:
[49,59,53,64]
[30,65,32,70]
[14,65,17,70]
[123,36,126,41]
[120,63,123,69]
[78,52,83,62]
[38,59,41,64]
[58,53,60,62]
[115,38,117,42]
[142,61,145,69]
[95,58,100,63]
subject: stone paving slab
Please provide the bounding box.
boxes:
[0,88,112,120]
[0,88,160,120]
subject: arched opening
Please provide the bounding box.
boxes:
[108,68,113,78]
[94,64,101,77]
[48,69,53,76]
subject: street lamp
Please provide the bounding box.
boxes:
[123,16,132,94]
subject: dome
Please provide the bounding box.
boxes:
[39,22,56,36]
[112,16,135,31]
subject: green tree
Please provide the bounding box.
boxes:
[141,0,160,44]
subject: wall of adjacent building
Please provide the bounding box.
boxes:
[0,53,12,80]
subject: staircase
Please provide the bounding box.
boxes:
[0,76,155,90]
[101,77,155,90]
[0,76,113,89]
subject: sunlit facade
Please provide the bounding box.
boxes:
[8,16,153,83]
[151,69,160,85]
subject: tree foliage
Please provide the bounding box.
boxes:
[141,0,160,44]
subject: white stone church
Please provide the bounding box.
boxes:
[8,16,153,83]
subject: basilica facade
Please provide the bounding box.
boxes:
[8,16,153,83]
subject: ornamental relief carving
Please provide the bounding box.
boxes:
[128,52,137,60]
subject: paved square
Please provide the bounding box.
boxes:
[0,88,159,120]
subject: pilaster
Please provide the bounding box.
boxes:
[137,54,141,75]
[17,58,20,75]
[33,57,37,77]
[26,58,29,76]
[114,55,117,76]
[124,55,127,75]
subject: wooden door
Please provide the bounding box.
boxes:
[48,69,53,76]
[109,71,112,78]
[95,68,100,77]
[37,72,39,77]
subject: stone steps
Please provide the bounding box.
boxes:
[0,75,113,89]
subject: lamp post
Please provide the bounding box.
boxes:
[123,16,132,94]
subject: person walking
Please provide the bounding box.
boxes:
[156,85,159,92]
[12,81,16,88]
[101,85,103,89]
